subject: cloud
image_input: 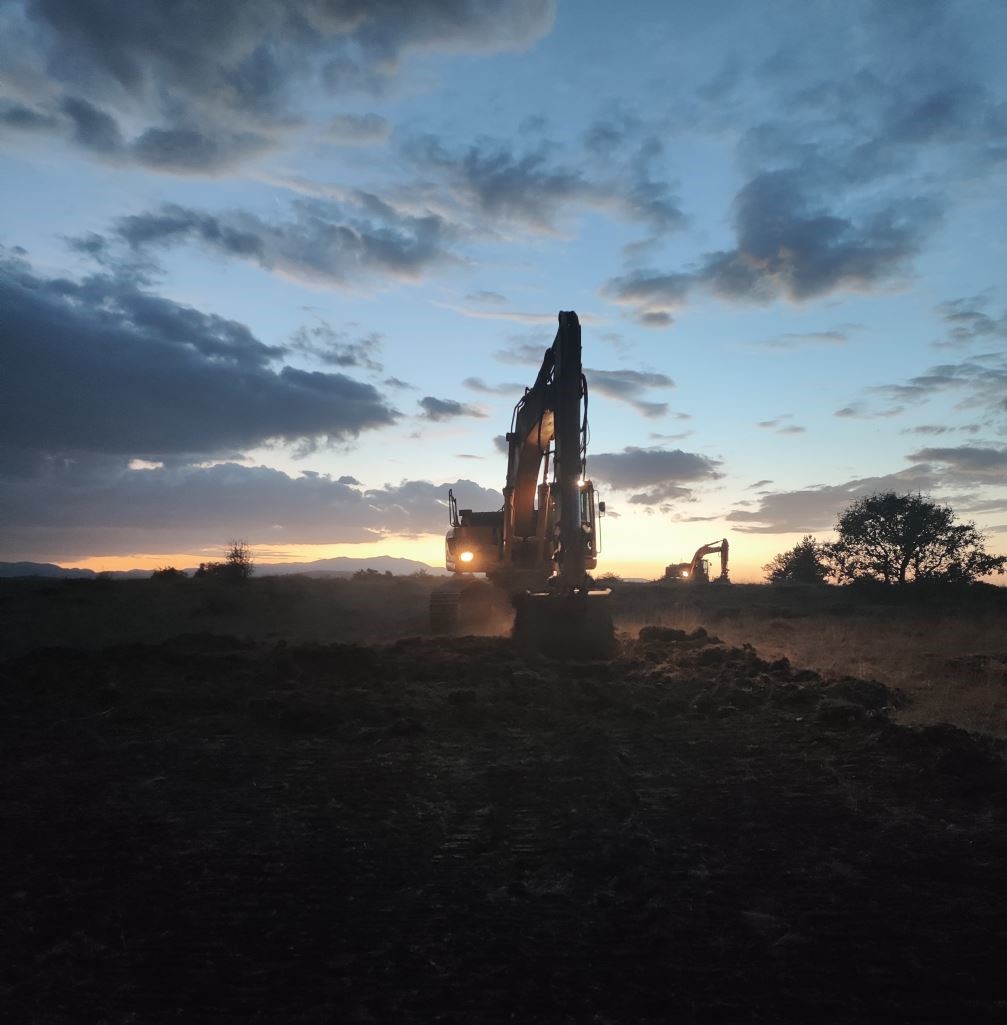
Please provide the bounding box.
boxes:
[438,303,600,326]
[755,327,857,349]
[418,397,487,422]
[108,198,455,288]
[0,459,503,560]
[403,133,598,234]
[0,247,397,463]
[600,10,1007,327]
[1,0,556,172]
[725,466,939,534]
[493,340,550,365]
[906,446,1007,485]
[362,478,501,535]
[327,113,390,145]
[603,172,942,319]
[837,350,1007,423]
[588,447,722,505]
[462,377,523,396]
[756,416,806,435]
[60,95,123,153]
[586,369,674,419]
[0,100,58,131]
[464,290,508,305]
[288,322,383,372]
[834,403,905,420]
[402,131,685,237]
[932,294,1007,349]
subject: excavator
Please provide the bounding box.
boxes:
[430,311,616,658]
[664,538,730,584]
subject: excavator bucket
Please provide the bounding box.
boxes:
[512,590,616,659]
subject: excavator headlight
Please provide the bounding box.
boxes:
[681,570,689,578]
[459,550,475,563]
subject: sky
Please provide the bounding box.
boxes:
[1,0,1006,582]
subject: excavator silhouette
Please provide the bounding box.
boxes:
[663,538,731,583]
[430,311,615,658]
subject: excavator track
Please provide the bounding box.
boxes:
[429,582,462,635]
[429,579,505,635]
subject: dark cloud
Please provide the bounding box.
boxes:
[603,173,941,319]
[933,295,1007,349]
[906,446,1007,485]
[725,466,938,534]
[586,369,674,419]
[362,478,502,536]
[900,424,981,437]
[756,327,856,349]
[464,290,508,305]
[289,322,383,373]
[493,340,552,366]
[59,95,122,152]
[0,248,397,463]
[327,113,390,145]
[588,447,722,506]
[108,198,454,287]
[648,431,693,442]
[130,126,272,174]
[834,403,905,420]
[637,311,674,328]
[403,131,684,237]
[0,460,502,560]
[0,100,58,131]
[756,416,805,435]
[601,6,1007,326]
[837,351,1007,424]
[1,0,555,172]
[418,397,486,422]
[405,133,597,234]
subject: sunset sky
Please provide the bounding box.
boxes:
[2,0,1006,581]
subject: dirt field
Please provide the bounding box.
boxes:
[2,578,1006,1022]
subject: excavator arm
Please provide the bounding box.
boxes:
[501,311,592,585]
[688,538,729,580]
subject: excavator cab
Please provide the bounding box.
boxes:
[444,492,504,575]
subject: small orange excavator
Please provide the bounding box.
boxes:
[664,538,730,584]
[430,311,615,657]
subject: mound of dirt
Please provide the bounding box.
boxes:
[2,632,1006,1023]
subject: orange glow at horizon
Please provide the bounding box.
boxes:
[60,531,774,582]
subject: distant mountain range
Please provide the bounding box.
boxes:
[0,556,447,580]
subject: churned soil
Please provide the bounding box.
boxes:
[2,629,1006,1024]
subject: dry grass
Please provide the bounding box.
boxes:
[612,583,1007,738]
[2,575,1005,737]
